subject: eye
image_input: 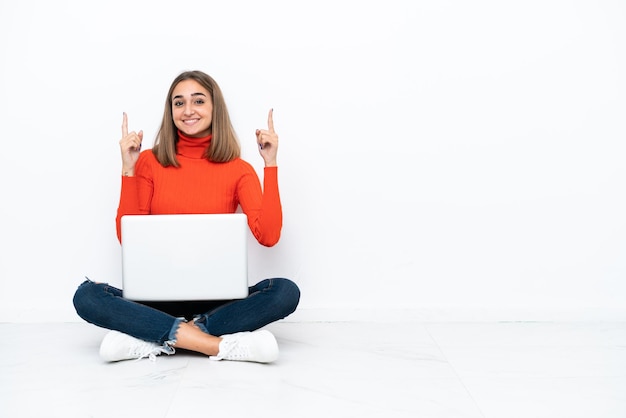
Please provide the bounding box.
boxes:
[194,99,205,105]
[173,100,184,107]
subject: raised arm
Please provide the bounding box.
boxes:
[115,113,150,242]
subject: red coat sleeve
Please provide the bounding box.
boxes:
[238,165,282,247]
[115,152,153,243]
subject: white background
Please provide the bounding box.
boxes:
[0,0,624,321]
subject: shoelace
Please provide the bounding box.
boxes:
[210,337,249,361]
[131,342,175,362]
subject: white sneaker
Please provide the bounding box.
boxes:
[99,330,175,362]
[210,330,279,363]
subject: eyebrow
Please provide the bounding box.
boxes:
[172,92,207,100]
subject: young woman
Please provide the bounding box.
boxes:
[73,70,300,363]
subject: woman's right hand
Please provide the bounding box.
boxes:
[119,112,143,176]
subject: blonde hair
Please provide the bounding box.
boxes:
[153,71,240,166]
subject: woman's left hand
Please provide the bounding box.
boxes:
[256,108,278,167]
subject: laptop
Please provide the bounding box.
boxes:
[121,213,249,301]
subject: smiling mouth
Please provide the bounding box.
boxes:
[183,119,200,125]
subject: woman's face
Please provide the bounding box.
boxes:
[171,79,213,138]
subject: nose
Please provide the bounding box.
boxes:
[183,103,195,116]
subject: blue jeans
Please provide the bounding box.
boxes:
[73,277,300,345]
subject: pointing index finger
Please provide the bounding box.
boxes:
[122,112,128,137]
[268,108,274,132]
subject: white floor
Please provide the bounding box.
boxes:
[1,321,625,418]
